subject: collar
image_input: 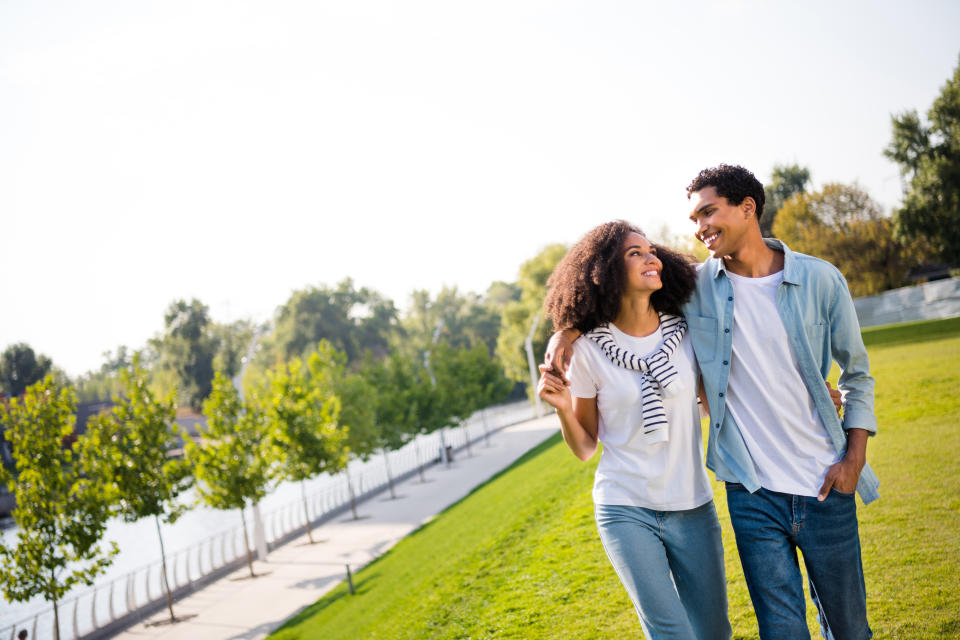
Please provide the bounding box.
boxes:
[708,238,799,285]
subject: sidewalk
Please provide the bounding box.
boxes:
[113,414,559,640]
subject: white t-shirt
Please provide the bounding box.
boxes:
[725,270,841,496]
[568,323,713,511]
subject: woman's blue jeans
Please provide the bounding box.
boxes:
[724,483,872,640]
[595,500,731,640]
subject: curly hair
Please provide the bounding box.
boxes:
[544,221,697,332]
[686,164,766,221]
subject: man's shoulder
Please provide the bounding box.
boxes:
[788,249,846,285]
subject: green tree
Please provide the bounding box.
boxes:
[495,244,568,393]
[184,373,272,578]
[762,163,812,237]
[431,342,512,454]
[773,183,934,296]
[80,358,192,623]
[0,377,117,640]
[263,349,347,543]
[151,299,220,410]
[885,55,960,266]
[0,343,53,397]
[402,286,503,357]
[271,279,400,365]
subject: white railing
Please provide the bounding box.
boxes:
[0,401,536,640]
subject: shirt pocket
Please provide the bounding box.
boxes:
[686,315,719,364]
[804,322,828,367]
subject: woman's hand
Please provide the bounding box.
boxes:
[538,363,572,413]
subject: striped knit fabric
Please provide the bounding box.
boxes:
[584,313,688,443]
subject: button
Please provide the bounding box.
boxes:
[722,360,729,365]
[719,392,724,397]
[728,296,733,301]
[724,328,730,333]
[715,423,720,429]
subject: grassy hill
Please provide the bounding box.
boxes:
[270,317,960,639]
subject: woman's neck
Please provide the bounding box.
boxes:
[612,294,659,337]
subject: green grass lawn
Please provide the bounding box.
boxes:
[270,317,960,639]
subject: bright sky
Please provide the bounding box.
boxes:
[2,0,958,377]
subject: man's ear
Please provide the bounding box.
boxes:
[742,196,757,219]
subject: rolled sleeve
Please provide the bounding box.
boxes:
[829,273,877,435]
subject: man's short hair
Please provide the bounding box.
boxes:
[686,164,766,220]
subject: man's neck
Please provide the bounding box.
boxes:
[722,234,784,277]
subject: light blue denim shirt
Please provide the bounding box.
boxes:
[684,239,880,504]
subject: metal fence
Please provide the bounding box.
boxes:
[0,400,536,640]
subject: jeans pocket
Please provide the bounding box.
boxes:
[831,487,856,497]
[724,481,746,491]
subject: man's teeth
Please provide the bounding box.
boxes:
[704,232,720,245]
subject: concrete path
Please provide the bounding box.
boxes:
[113,414,559,640]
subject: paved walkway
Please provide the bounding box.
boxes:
[114,414,559,640]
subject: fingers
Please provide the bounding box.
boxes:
[817,466,837,502]
[827,380,843,415]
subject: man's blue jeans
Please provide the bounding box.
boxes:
[595,501,731,640]
[725,483,872,640]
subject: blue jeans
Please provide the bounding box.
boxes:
[725,483,872,640]
[595,501,731,640]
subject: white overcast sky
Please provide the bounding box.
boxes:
[2,0,958,377]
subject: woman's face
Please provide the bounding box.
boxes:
[621,233,663,295]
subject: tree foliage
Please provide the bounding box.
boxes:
[150,299,220,410]
[402,286,503,357]
[271,279,400,365]
[885,55,960,265]
[773,183,934,296]
[79,357,191,621]
[762,163,812,237]
[1,343,53,398]
[495,244,568,390]
[264,348,347,484]
[0,377,117,639]
[185,373,272,576]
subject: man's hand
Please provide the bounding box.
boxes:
[544,328,581,384]
[827,381,842,416]
[817,428,868,501]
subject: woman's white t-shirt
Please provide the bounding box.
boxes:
[568,323,713,511]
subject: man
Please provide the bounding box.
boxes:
[546,164,878,639]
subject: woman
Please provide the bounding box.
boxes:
[537,221,730,640]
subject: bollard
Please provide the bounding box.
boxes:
[346,564,355,595]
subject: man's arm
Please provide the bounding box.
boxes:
[544,328,582,383]
[817,271,877,500]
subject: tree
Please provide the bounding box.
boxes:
[0,343,53,398]
[401,286,503,357]
[74,346,132,403]
[271,279,400,365]
[184,373,272,579]
[885,55,960,265]
[0,377,117,640]
[151,299,220,410]
[762,163,812,237]
[431,342,513,453]
[263,349,347,543]
[773,183,935,296]
[80,358,191,623]
[495,244,568,393]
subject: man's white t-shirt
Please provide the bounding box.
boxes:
[725,270,841,496]
[568,323,713,511]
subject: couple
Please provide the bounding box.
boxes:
[538,164,878,640]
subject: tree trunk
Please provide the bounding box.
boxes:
[383,449,396,499]
[415,436,425,483]
[440,429,450,467]
[239,507,255,578]
[301,481,314,543]
[345,471,358,519]
[463,420,473,457]
[52,587,60,640]
[155,514,176,622]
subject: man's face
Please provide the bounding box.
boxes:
[688,186,754,258]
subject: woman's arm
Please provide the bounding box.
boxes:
[537,364,599,461]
